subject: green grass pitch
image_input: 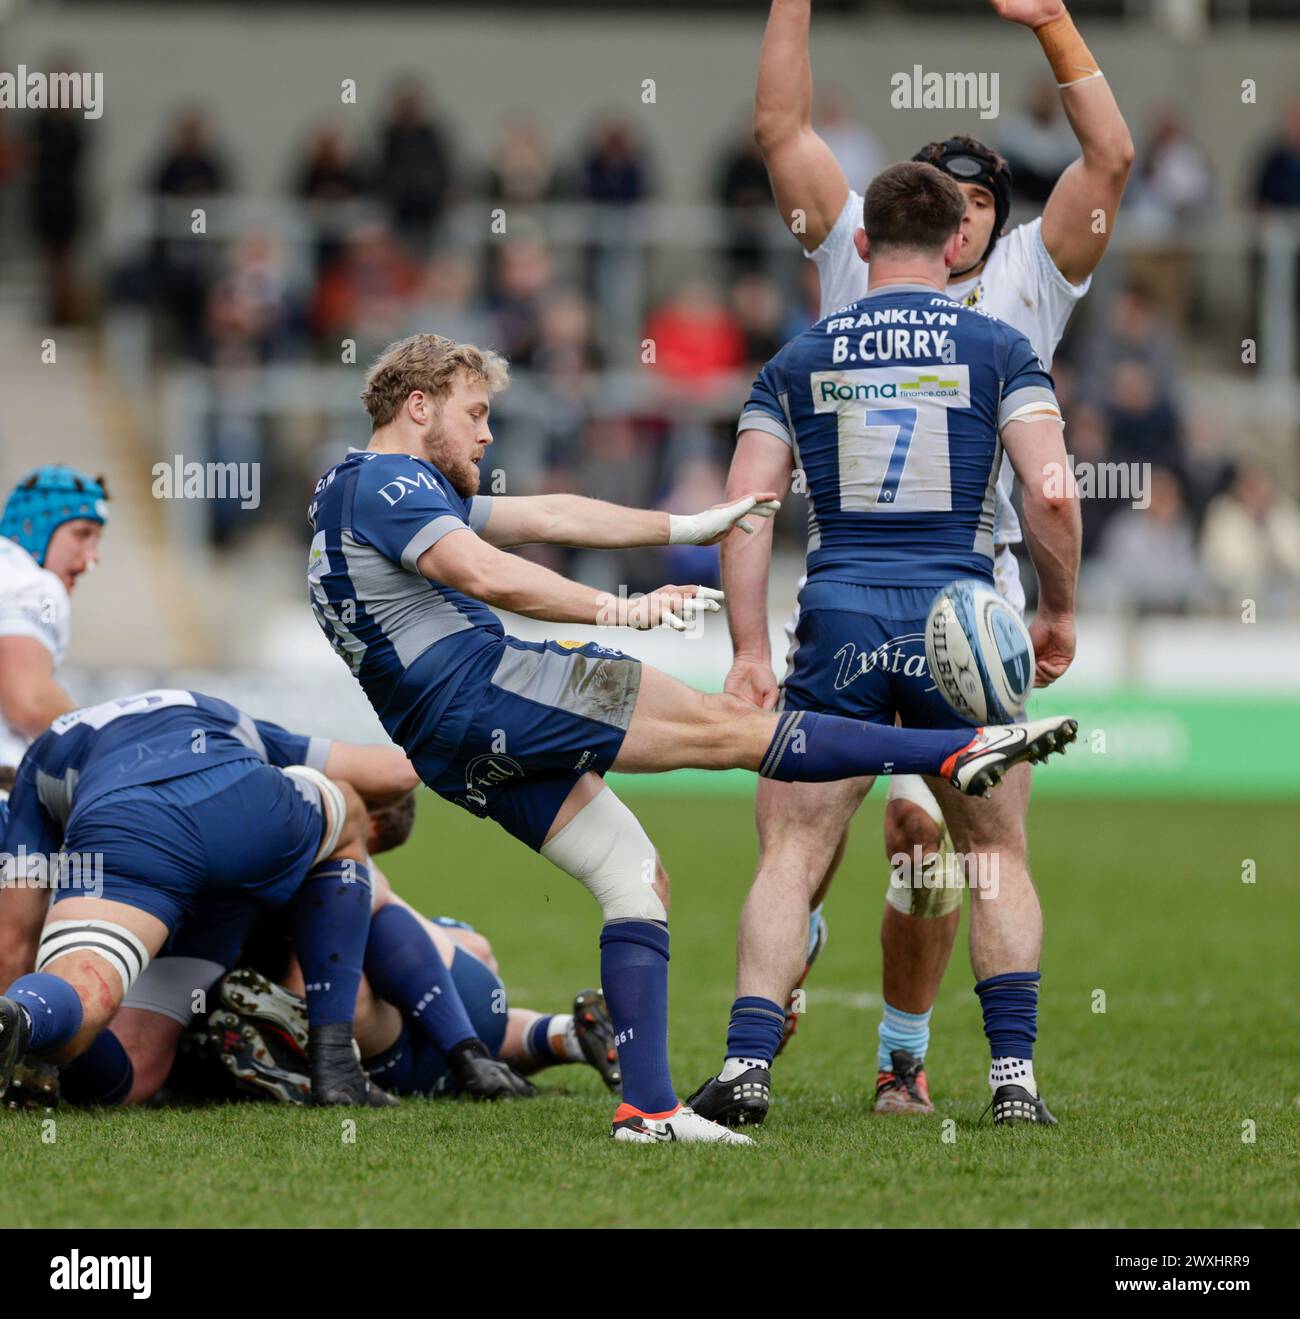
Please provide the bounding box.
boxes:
[3,791,1296,1228]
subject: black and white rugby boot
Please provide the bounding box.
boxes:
[209,968,313,1105]
[685,1062,771,1128]
[572,988,621,1093]
[0,995,33,1101]
[988,1084,1058,1126]
[943,717,1078,798]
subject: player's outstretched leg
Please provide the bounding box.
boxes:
[612,664,1076,791]
[538,780,752,1145]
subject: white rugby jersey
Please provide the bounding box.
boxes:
[0,536,71,768]
[809,190,1090,546]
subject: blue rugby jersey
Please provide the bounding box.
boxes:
[738,283,1057,587]
[307,450,504,758]
[0,688,327,854]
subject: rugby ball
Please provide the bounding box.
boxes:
[924,579,1035,724]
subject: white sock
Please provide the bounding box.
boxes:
[718,1056,768,1082]
[552,1014,585,1064]
[990,1056,1037,1096]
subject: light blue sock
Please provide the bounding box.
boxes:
[877,1000,931,1072]
[806,905,826,962]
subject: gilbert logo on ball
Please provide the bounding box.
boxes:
[925,579,1034,724]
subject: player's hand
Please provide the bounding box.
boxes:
[620,585,724,632]
[987,0,1067,28]
[667,494,782,546]
[1028,610,1075,687]
[725,656,779,710]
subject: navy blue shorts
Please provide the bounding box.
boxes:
[781,581,979,730]
[55,760,324,935]
[366,946,509,1097]
[415,637,641,850]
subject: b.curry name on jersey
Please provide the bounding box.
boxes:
[822,303,959,367]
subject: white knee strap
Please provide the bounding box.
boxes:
[37,919,151,995]
[540,788,666,923]
[282,764,346,865]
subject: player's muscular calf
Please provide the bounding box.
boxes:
[881,803,962,1014]
[735,775,873,1002]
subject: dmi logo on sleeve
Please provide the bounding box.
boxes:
[50,1252,152,1300]
[376,471,440,506]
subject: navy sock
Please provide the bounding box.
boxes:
[362,1022,421,1094]
[364,904,477,1054]
[974,971,1040,1059]
[7,973,84,1053]
[525,1015,562,1064]
[760,710,972,782]
[290,857,373,1028]
[599,919,675,1115]
[725,995,785,1067]
[59,1029,134,1106]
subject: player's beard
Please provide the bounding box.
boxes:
[422,427,481,498]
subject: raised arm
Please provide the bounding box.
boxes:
[477,493,778,550]
[721,430,795,708]
[1000,415,1082,686]
[754,0,851,253]
[417,528,720,632]
[992,0,1134,284]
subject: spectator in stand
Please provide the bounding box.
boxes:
[28,61,88,324]
[1251,98,1300,370]
[1090,467,1201,616]
[729,271,786,372]
[203,233,299,366]
[1104,359,1184,480]
[533,288,604,386]
[643,280,744,393]
[486,237,556,366]
[1253,97,1300,213]
[714,119,774,274]
[150,109,230,357]
[1131,107,1213,229]
[578,117,653,205]
[1079,285,1179,405]
[996,77,1078,207]
[375,82,453,257]
[295,124,370,274]
[154,108,229,197]
[405,251,493,348]
[309,222,418,358]
[484,119,569,205]
[1200,464,1300,615]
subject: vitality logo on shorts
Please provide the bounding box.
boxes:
[459,753,524,811]
[833,632,931,691]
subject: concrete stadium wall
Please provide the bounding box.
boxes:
[2,6,1293,212]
